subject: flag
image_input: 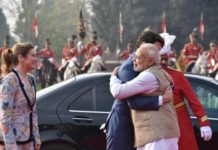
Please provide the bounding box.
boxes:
[32,14,38,38]
[161,11,167,33]
[118,12,124,43]
[77,8,86,40]
[199,12,204,40]
[116,47,121,57]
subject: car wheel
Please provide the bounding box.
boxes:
[41,142,77,150]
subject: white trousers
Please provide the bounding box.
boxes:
[137,138,179,150]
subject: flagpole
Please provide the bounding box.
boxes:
[35,12,39,48]
[119,12,123,45]
[161,11,167,33]
[32,0,39,49]
[32,11,39,80]
[32,12,39,48]
[117,12,124,61]
[77,8,86,65]
[199,12,204,40]
[117,12,124,64]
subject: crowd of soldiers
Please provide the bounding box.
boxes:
[118,32,218,80]
[0,31,104,88]
[175,33,218,77]
[36,31,103,74]
[0,30,218,85]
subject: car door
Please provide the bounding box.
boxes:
[58,79,113,150]
[186,77,218,149]
[187,78,218,127]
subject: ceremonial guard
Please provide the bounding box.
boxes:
[37,38,55,59]
[80,31,102,69]
[36,38,56,74]
[118,41,134,60]
[61,35,78,65]
[182,33,203,65]
[160,33,212,150]
[207,40,218,75]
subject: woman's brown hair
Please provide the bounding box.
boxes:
[1,42,33,77]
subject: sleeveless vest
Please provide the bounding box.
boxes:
[131,65,180,147]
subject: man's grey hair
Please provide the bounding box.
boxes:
[139,43,161,64]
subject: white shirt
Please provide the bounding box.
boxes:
[110,71,159,100]
[110,70,178,149]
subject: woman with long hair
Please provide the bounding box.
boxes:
[0,42,41,150]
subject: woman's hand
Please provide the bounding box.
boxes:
[35,144,41,150]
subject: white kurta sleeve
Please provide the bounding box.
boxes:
[110,71,159,100]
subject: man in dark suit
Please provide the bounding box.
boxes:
[105,28,170,150]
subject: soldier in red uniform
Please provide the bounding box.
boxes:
[207,40,218,76]
[160,33,212,150]
[118,41,134,60]
[59,36,79,80]
[37,38,55,70]
[37,38,55,59]
[80,31,102,69]
[61,37,78,64]
[182,33,203,65]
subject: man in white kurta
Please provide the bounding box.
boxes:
[110,43,179,150]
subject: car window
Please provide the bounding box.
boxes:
[69,89,94,111]
[188,81,218,117]
[37,77,76,97]
[95,82,114,111]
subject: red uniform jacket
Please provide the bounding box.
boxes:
[81,42,102,67]
[81,42,102,60]
[207,49,218,72]
[182,43,203,65]
[62,46,78,61]
[37,48,55,58]
[119,50,130,60]
[164,67,209,150]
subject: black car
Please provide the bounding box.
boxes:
[36,72,218,150]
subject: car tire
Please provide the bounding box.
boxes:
[41,142,77,150]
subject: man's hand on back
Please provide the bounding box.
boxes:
[163,86,174,104]
[112,66,120,76]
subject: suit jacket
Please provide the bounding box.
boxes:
[0,72,40,149]
[106,55,159,150]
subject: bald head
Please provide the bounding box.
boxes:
[139,43,161,64]
[133,43,160,72]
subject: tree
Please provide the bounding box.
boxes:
[0,9,10,46]
[14,0,36,42]
[15,0,88,60]
[89,0,122,51]
[12,0,218,60]
[90,0,218,55]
